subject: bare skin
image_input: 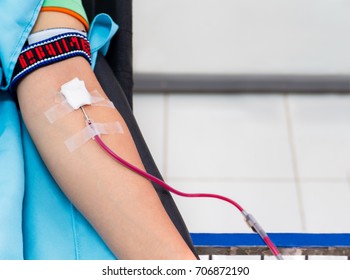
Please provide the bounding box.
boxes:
[17,11,196,260]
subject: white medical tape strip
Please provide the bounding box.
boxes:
[45,101,74,123]
[45,89,115,123]
[54,90,107,104]
[93,100,115,108]
[54,92,66,103]
[45,99,115,123]
[87,90,115,109]
[64,122,123,152]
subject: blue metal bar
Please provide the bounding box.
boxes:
[191,233,350,247]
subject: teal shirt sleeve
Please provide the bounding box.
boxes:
[0,0,44,91]
[0,0,88,91]
[42,0,88,25]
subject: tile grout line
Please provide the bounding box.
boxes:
[162,92,170,180]
[283,94,307,231]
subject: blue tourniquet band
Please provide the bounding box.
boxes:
[11,32,91,92]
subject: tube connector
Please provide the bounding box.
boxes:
[242,210,267,237]
[241,210,283,260]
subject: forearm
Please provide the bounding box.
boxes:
[17,12,195,260]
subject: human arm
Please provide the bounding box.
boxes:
[17,11,196,260]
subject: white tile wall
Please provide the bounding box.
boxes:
[166,94,294,179]
[288,95,350,179]
[300,182,350,233]
[133,93,350,235]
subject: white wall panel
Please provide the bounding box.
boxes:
[133,0,350,74]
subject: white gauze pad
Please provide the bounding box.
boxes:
[60,77,92,110]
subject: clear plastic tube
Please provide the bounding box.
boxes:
[93,131,283,259]
[81,108,283,260]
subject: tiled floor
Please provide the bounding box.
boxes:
[133,93,350,234]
